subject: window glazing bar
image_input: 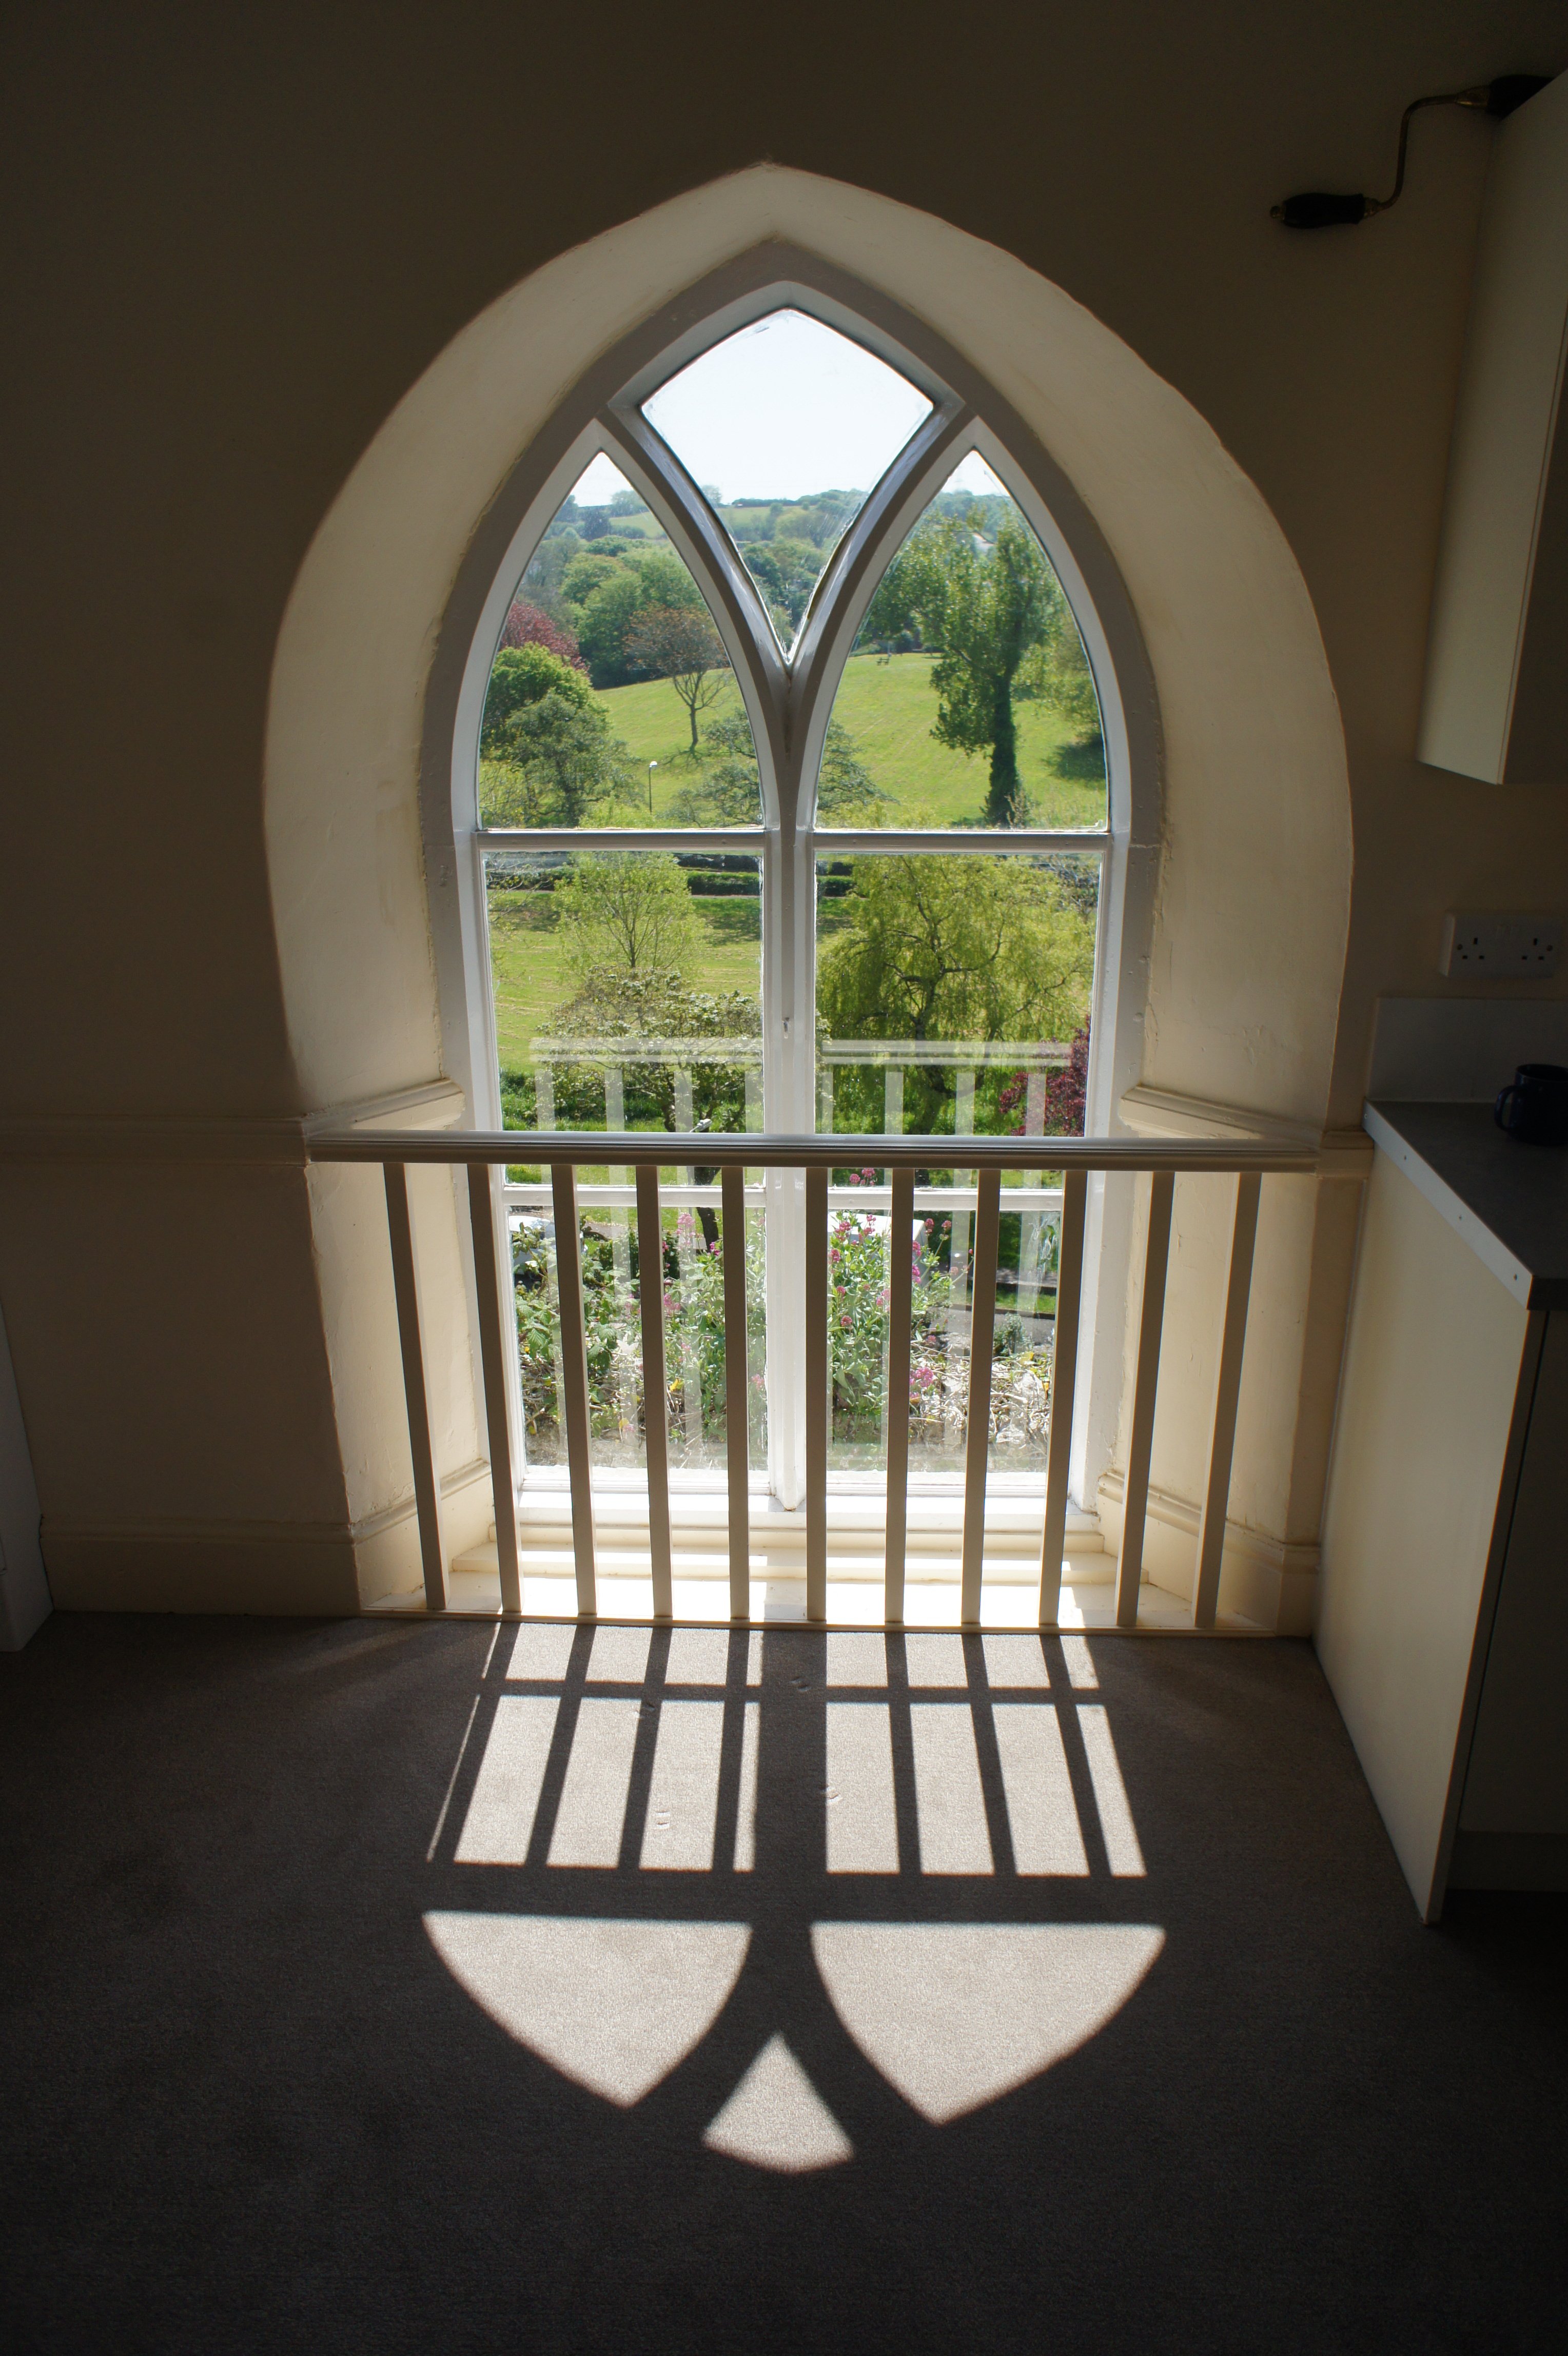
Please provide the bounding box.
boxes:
[808,831,1108,856]
[474,828,767,854]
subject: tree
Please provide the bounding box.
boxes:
[1016,584,1102,745]
[662,710,888,824]
[663,706,763,823]
[741,538,819,636]
[574,571,645,686]
[498,599,585,668]
[553,852,700,977]
[483,689,634,827]
[480,643,593,757]
[816,855,1094,1128]
[815,720,889,819]
[860,509,1056,824]
[624,603,731,752]
[625,550,703,613]
[560,551,625,608]
[999,1024,1090,1137]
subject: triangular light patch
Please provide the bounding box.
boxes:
[702,2035,854,2172]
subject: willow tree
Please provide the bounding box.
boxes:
[816,852,1095,1130]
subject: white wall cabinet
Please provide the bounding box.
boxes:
[1319,1103,1568,1917]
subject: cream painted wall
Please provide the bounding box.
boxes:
[264,165,1354,1586]
[3,3,1565,1612]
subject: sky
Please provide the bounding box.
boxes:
[567,310,1012,512]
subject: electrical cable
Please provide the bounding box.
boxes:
[1271,74,1551,229]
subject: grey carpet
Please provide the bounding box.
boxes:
[1,1612,1564,2354]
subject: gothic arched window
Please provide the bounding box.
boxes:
[444,285,1128,1516]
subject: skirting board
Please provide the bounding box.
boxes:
[1447,1831,1568,1892]
[1096,1469,1318,1635]
[44,1460,495,1616]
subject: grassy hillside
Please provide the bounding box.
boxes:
[587,653,1106,829]
[487,889,760,1070]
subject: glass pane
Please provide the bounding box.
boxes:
[814,848,1098,1479]
[487,846,765,1475]
[479,455,761,828]
[641,310,933,657]
[817,452,1107,830]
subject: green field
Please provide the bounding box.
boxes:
[486,646,1103,1072]
[487,889,760,1069]
[587,652,1107,830]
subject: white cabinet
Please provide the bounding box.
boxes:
[1319,1103,1568,1916]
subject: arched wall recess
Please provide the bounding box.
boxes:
[263,167,1353,1608]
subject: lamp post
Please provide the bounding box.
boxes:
[647,759,658,816]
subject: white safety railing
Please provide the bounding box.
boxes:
[305,1130,1313,1632]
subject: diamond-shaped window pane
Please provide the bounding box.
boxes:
[641,311,933,657]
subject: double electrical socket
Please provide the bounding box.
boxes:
[1439,911,1562,978]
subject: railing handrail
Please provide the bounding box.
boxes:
[305,1127,1319,1174]
[524,1037,1076,1067]
[359,1128,1293,1632]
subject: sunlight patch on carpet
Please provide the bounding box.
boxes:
[812,1922,1164,2122]
[702,2036,854,2171]
[424,1914,749,2105]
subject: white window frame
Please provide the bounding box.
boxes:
[418,248,1161,1520]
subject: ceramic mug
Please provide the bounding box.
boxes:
[1494,1062,1568,1147]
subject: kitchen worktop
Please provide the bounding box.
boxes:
[1364,1100,1568,1310]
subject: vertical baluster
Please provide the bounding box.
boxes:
[1039,1170,1087,1630]
[672,1066,703,1455]
[959,1167,1002,1627]
[537,1057,567,1441]
[1019,1068,1047,1316]
[383,1162,446,1614]
[551,1162,597,1618]
[721,1165,751,1621]
[635,1163,673,1621]
[873,1067,903,1464]
[885,1166,914,1624]
[948,1067,976,1357]
[602,1064,635,1451]
[1115,1169,1174,1628]
[806,1164,829,1624]
[1192,1172,1261,1629]
[464,1161,522,1616]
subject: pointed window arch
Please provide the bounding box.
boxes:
[439,268,1141,1511]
